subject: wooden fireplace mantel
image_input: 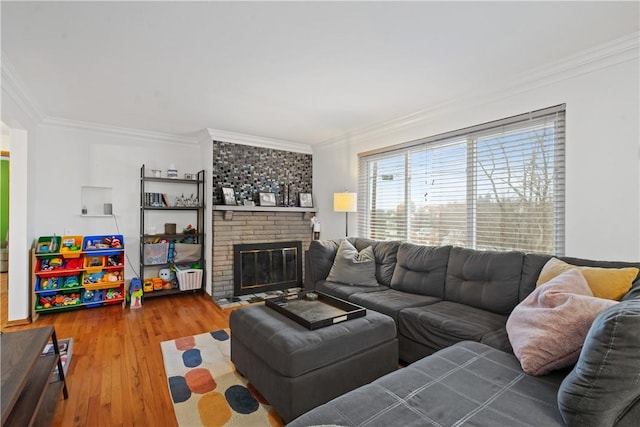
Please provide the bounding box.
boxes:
[213,205,316,220]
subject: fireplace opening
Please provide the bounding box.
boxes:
[233,241,302,296]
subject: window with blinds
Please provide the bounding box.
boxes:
[357,105,566,255]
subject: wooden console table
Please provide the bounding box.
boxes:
[1,326,69,427]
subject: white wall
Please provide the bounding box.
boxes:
[313,58,640,262]
[2,91,210,319]
[2,88,39,322]
[30,124,206,275]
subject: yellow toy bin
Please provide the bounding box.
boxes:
[83,255,105,273]
[60,235,83,258]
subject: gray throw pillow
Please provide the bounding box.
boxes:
[326,240,378,286]
[557,297,640,426]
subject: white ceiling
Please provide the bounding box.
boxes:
[2,1,639,145]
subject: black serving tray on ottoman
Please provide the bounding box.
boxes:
[265,291,365,330]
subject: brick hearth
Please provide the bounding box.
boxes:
[211,210,313,300]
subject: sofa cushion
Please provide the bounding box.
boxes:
[557,297,640,426]
[523,254,640,303]
[305,239,342,287]
[445,247,524,314]
[351,238,401,287]
[507,269,617,376]
[315,280,387,300]
[350,289,440,323]
[326,240,378,286]
[288,341,566,427]
[390,243,451,297]
[399,301,507,352]
[537,257,639,301]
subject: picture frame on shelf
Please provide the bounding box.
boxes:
[221,187,236,205]
[259,192,277,207]
[299,193,313,208]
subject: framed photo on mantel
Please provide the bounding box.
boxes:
[221,187,236,205]
[259,192,276,207]
[299,193,313,208]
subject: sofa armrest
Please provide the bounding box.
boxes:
[304,239,341,290]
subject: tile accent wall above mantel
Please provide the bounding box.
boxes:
[212,140,312,207]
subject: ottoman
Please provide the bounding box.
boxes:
[229,304,398,423]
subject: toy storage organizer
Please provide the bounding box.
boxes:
[32,234,126,316]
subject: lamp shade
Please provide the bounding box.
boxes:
[333,192,357,212]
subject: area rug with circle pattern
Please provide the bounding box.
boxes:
[160,329,283,426]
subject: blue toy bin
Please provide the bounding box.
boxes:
[83,234,124,252]
[36,277,61,292]
[36,275,80,291]
[82,289,105,307]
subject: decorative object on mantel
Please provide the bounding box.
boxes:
[151,169,162,178]
[183,173,197,180]
[334,192,357,237]
[299,193,313,208]
[221,187,236,205]
[259,192,277,207]
[310,216,321,240]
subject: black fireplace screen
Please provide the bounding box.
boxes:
[233,241,302,295]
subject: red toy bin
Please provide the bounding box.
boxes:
[35,256,83,277]
[103,285,124,305]
[83,234,124,252]
[104,253,124,268]
[60,235,83,258]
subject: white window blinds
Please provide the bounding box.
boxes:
[357,105,566,255]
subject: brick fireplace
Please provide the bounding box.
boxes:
[211,209,313,300]
[211,140,314,303]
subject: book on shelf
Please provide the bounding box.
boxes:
[42,337,73,382]
[144,192,169,207]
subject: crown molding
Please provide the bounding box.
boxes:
[316,31,640,149]
[40,116,198,145]
[2,50,198,145]
[1,51,46,126]
[206,128,312,154]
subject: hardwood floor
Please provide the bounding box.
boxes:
[2,292,231,427]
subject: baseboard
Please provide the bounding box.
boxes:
[4,317,31,328]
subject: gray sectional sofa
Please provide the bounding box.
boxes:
[288,238,640,426]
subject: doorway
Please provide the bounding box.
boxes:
[1,123,10,328]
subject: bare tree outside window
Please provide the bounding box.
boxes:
[358,106,565,254]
